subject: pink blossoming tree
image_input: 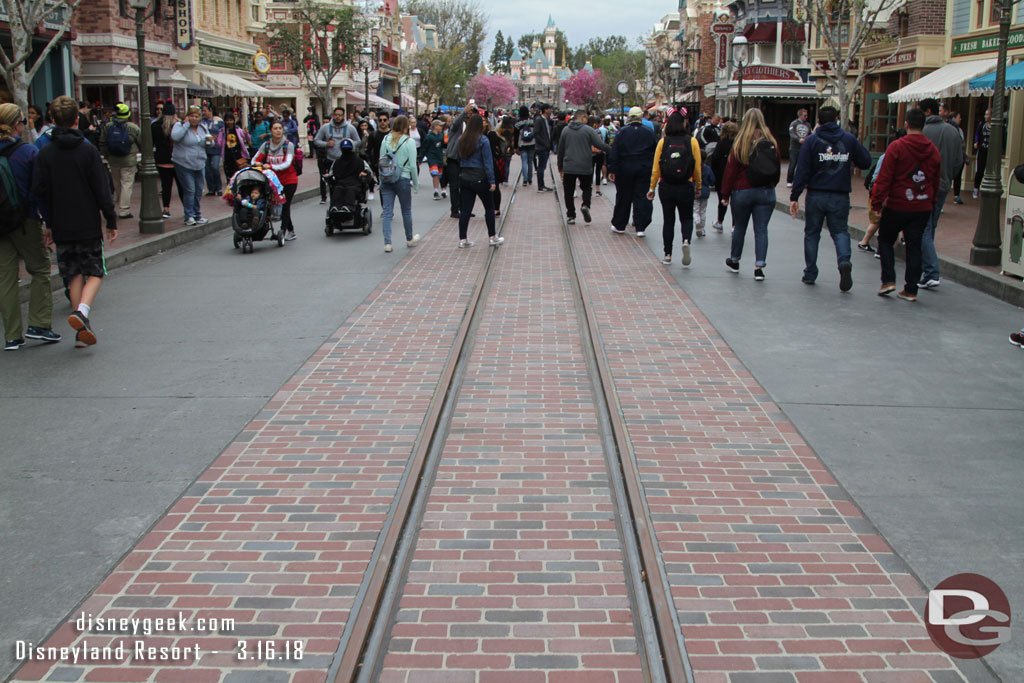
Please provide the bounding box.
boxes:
[562,69,604,106]
[467,73,517,108]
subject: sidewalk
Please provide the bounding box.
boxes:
[777,162,1024,307]
[17,170,322,300]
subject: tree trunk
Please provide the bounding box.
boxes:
[11,63,30,115]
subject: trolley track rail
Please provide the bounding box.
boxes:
[327,163,693,683]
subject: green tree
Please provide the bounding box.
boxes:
[404,0,488,76]
[266,1,369,116]
[569,35,631,71]
[592,49,645,107]
[412,45,470,110]
[489,30,509,73]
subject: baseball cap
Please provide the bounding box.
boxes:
[628,106,643,121]
[115,103,131,119]
[340,138,354,150]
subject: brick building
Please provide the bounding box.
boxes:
[71,0,184,122]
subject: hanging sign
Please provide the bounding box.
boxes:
[718,34,729,70]
[175,0,194,50]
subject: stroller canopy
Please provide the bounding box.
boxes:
[232,168,270,190]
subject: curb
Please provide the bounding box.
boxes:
[775,200,1024,309]
[18,186,320,303]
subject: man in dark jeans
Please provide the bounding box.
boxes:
[869,108,941,302]
[557,110,611,224]
[533,104,554,192]
[789,105,871,291]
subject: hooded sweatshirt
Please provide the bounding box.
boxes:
[557,120,611,175]
[869,132,941,214]
[314,119,359,162]
[31,127,116,242]
[789,122,872,201]
[922,114,965,195]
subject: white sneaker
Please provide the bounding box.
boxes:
[489,236,505,246]
[367,192,375,201]
[786,182,793,188]
[284,230,296,241]
[712,221,723,231]
[184,216,196,226]
[458,239,474,248]
[407,234,421,247]
[384,243,393,253]
[636,231,646,238]
[610,225,625,234]
[433,190,440,200]
[441,190,448,198]
[195,217,209,225]
[682,243,691,266]
[661,255,671,265]
[602,178,608,185]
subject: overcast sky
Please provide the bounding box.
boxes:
[481,1,677,55]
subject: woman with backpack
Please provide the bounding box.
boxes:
[251,120,298,241]
[376,115,420,254]
[647,108,701,266]
[720,109,781,281]
[708,121,737,231]
[456,113,503,248]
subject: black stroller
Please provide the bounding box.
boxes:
[324,150,375,236]
[230,167,285,253]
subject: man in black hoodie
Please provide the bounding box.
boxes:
[32,96,117,348]
[789,106,871,291]
[533,104,554,192]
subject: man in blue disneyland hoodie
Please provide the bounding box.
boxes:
[789,106,871,291]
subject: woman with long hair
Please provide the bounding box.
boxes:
[376,114,420,253]
[709,121,737,231]
[252,120,298,240]
[26,105,48,144]
[498,115,515,185]
[719,108,781,280]
[218,111,251,180]
[151,101,182,218]
[456,113,503,248]
[648,107,701,266]
[483,117,505,217]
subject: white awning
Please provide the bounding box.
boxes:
[199,71,275,97]
[889,58,997,103]
[346,90,398,109]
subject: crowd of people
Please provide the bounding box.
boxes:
[4,93,1024,351]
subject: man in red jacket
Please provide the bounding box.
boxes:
[869,108,940,302]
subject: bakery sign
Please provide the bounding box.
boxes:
[864,50,917,70]
[175,0,194,50]
[742,65,801,81]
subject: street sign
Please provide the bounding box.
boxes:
[175,0,194,50]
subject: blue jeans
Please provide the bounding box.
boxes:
[729,187,775,267]
[520,149,535,183]
[921,189,947,282]
[205,154,222,194]
[174,164,205,219]
[380,176,414,244]
[535,149,550,188]
[802,191,852,280]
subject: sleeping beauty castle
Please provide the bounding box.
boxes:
[508,15,572,105]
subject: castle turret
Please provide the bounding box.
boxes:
[544,15,557,67]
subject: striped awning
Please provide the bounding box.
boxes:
[198,71,275,98]
[889,58,997,103]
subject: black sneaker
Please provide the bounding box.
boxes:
[725,258,740,273]
[754,268,765,281]
[450,212,459,218]
[567,217,576,225]
[68,311,96,346]
[4,338,25,351]
[857,243,875,253]
[581,206,591,223]
[25,327,62,343]
[838,262,853,292]
[801,277,815,285]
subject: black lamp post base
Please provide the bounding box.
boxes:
[139,218,165,234]
[969,245,1002,266]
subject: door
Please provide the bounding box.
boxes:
[864,93,896,159]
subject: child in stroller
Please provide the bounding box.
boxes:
[226,166,286,252]
[236,186,266,229]
[325,138,376,236]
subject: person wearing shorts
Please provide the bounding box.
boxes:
[32,95,117,348]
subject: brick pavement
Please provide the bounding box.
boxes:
[573,192,969,683]
[376,180,645,682]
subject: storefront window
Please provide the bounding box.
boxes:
[83,85,119,114]
[124,85,140,124]
[977,0,986,28]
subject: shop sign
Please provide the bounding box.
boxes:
[175,0,194,50]
[199,44,253,71]
[952,29,1024,57]
[742,65,801,81]
[718,34,728,70]
[712,21,735,35]
[815,58,859,71]
[864,50,917,70]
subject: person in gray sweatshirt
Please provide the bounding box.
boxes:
[557,110,611,224]
[919,98,964,290]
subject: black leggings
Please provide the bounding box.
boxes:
[717,195,728,224]
[658,181,695,255]
[458,177,496,240]
[157,166,183,208]
[280,183,298,232]
[593,153,605,186]
[974,147,988,189]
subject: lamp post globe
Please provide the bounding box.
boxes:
[128,0,163,233]
[669,62,681,103]
[454,83,461,108]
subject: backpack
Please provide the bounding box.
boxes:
[864,155,880,192]
[659,135,695,185]
[106,120,132,157]
[0,142,28,236]
[519,124,535,143]
[704,141,718,159]
[746,139,780,187]
[378,137,409,184]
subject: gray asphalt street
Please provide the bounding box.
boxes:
[0,180,458,681]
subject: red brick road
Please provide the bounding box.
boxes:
[13,169,969,683]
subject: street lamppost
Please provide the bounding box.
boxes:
[360,45,373,115]
[669,62,680,103]
[411,67,422,119]
[128,0,163,234]
[732,35,748,117]
[971,0,1012,265]
[454,83,461,108]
